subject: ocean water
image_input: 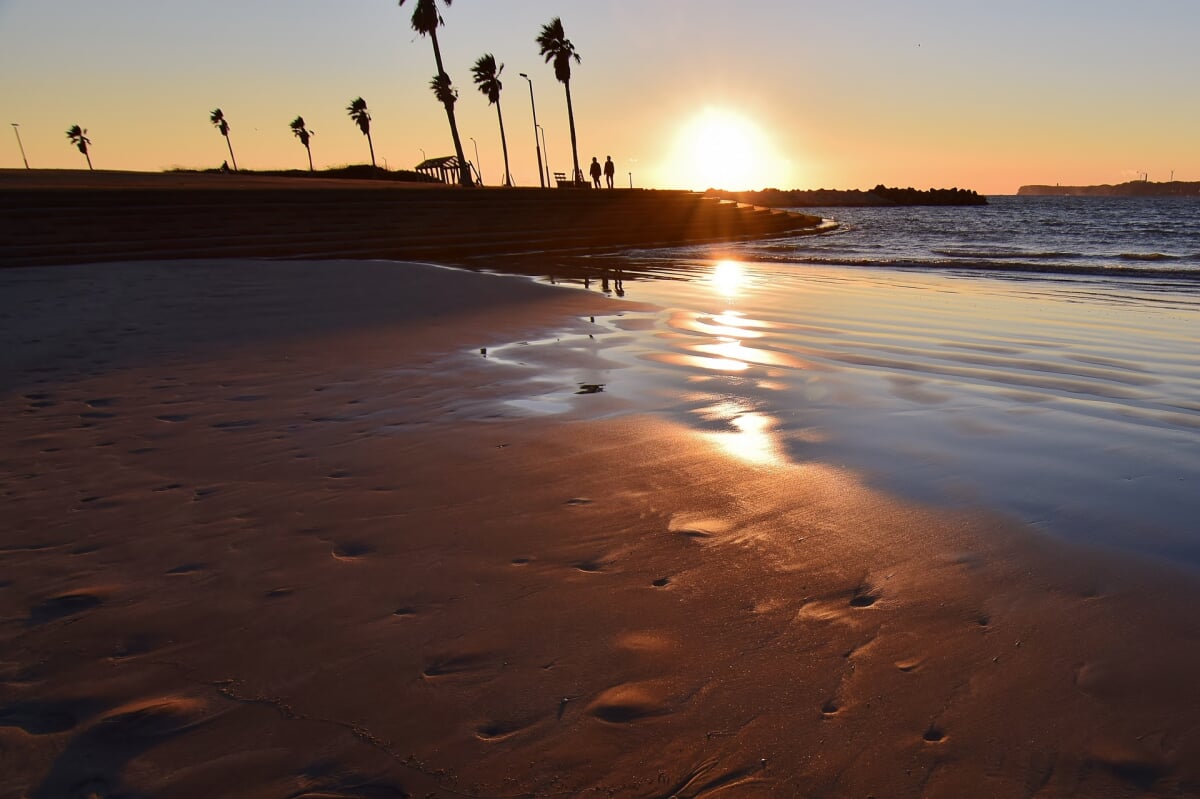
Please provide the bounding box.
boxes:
[732,195,1200,279]
[491,196,1200,568]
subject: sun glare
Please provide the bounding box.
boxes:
[711,260,746,297]
[662,108,789,191]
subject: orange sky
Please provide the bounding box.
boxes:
[2,1,1198,194]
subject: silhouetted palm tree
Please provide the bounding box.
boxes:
[209,109,238,171]
[346,97,376,168]
[290,116,314,171]
[472,53,512,187]
[399,0,472,186]
[537,17,581,185]
[65,125,93,170]
[427,74,469,183]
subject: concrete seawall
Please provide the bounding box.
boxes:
[1,171,827,267]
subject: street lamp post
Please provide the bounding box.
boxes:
[11,123,29,169]
[536,125,550,187]
[518,73,545,188]
[469,136,482,186]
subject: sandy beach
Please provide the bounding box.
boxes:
[3,250,1200,798]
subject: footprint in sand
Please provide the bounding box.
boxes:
[849,585,880,608]
[474,719,529,741]
[165,563,205,575]
[587,682,677,724]
[26,592,104,626]
[422,653,490,678]
[211,419,258,429]
[94,696,211,740]
[676,529,714,541]
[923,725,946,743]
[652,576,671,587]
[564,497,593,506]
[332,542,374,560]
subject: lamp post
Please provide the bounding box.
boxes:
[518,73,545,188]
[11,123,29,169]
[469,136,482,185]
[536,125,550,187]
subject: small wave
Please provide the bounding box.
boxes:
[1118,252,1180,262]
[931,248,1081,260]
[736,253,1200,282]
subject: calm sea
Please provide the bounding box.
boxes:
[735,195,1200,280]
[496,196,1200,569]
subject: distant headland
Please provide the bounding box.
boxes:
[1018,180,1200,197]
[707,184,987,207]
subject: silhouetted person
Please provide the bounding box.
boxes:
[603,155,615,188]
[220,160,231,173]
[589,156,602,188]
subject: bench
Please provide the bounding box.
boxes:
[555,171,587,188]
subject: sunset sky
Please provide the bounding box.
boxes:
[2,0,1198,194]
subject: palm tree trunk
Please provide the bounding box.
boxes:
[306,145,313,172]
[85,151,93,171]
[442,100,471,186]
[429,30,472,187]
[225,136,238,172]
[496,101,512,187]
[366,133,376,168]
[564,79,580,185]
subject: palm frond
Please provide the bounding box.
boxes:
[538,18,581,84]
[403,0,445,36]
[471,54,504,105]
[430,73,458,107]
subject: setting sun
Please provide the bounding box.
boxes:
[661,108,790,191]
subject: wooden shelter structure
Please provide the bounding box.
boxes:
[415,156,464,185]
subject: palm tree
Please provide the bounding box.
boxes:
[472,53,512,187]
[290,116,315,171]
[346,97,376,168]
[65,125,93,170]
[209,108,238,171]
[427,74,469,183]
[398,0,472,186]
[537,17,582,185]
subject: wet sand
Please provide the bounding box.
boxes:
[3,259,1200,798]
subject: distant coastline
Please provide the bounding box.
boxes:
[1018,180,1200,197]
[707,184,987,207]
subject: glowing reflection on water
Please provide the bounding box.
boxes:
[711,260,748,297]
[705,408,782,466]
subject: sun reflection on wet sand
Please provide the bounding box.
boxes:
[704,408,783,466]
